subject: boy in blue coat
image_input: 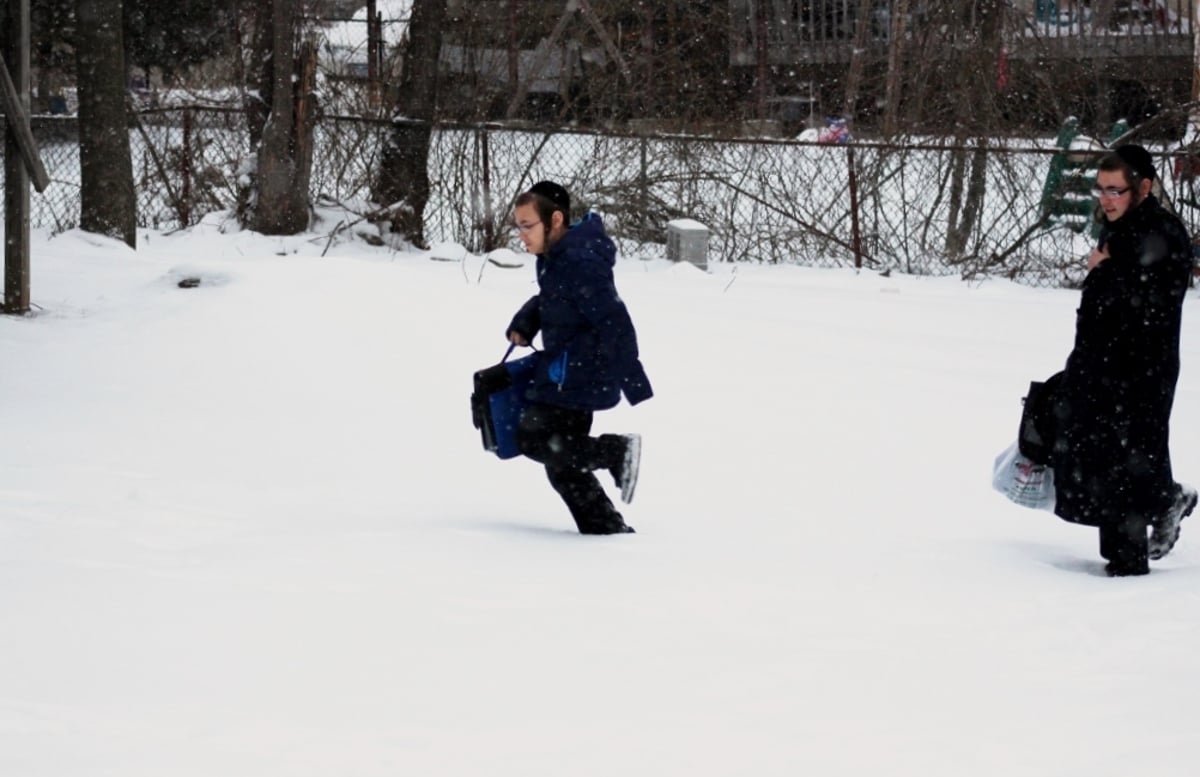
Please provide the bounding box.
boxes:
[506,181,653,534]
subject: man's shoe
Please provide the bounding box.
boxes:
[1105,560,1150,577]
[580,521,636,535]
[1149,483,1199,560]
[611,434,642,505]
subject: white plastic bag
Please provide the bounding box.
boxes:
[992,441,1056,512]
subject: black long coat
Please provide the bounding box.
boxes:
[1051,194,1193,527]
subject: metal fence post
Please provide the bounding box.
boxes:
[847,144,863,270]
[180,107,192,227]
[639,134,648,221]
[480,126,495,251]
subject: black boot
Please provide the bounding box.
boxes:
[1100,518,1149,577]
[1149,482,1198,560]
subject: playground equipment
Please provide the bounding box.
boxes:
[1039,118,1130,239]
[3,0,52,314]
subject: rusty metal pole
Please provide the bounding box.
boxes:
[481,128,495,251]
[180,107,193,226]
[847,145,864,270]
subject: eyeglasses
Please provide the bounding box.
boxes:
[515,221,542,233]
[1092,186,1132,199]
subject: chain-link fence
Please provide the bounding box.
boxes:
[12,108,1200,288]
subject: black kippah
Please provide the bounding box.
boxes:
[528,180,571,215]
[1115,144,1156,181]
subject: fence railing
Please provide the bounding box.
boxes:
[729,0,1194,64]
[10,108,1200,288]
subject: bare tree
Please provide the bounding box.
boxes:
[240,0,316,235]
[842,0,876,118]
[882,0,911,137]
[74,0,136,248]
[944,0,1005,258]
[373,0,446,248]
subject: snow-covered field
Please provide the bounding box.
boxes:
[3,212,1200,776]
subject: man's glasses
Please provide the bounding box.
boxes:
[1092,186,1132,199]
[515,222,540,233]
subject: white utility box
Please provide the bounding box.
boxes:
[666,219,710,271]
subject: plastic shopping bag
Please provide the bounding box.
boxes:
[992,441,1056,512]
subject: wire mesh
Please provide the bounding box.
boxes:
[9,109,1200,289]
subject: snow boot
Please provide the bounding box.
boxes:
[610,433,642,505]
[1149,482,1199,561]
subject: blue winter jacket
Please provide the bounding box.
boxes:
[506,213,653,411]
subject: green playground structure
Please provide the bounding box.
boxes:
[1040,118,1131,240]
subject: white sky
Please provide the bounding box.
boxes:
[2,209,1200,776]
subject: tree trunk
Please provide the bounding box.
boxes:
[641,7,655,116]
[665,0,678,116]
[945,0,1003,258]
[32,40,52,113]
[882,0,910,137]
[945,142,968,251]
[74,0,136,248]
[373,0,446,248]
[842,0,875,118]
[507,0,520,95]
[243,0,315,236]
[754,0,768,120]
[958,144,989,245]
[241,0,270,149]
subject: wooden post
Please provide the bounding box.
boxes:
[4,0,32,314]
[0,57,47,192]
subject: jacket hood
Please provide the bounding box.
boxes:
[546,212,615,267]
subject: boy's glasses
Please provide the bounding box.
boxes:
[1092,186,1132,199]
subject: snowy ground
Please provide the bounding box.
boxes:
[2,213,1200,777]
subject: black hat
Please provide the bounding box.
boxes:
[528,180,570,216]
[1115,144,1156,181]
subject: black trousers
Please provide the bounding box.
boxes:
[517,402,627,534]
[1098,516,1149,574]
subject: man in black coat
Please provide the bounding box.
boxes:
[1051,144,1197,576]
[506,181,653,535]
